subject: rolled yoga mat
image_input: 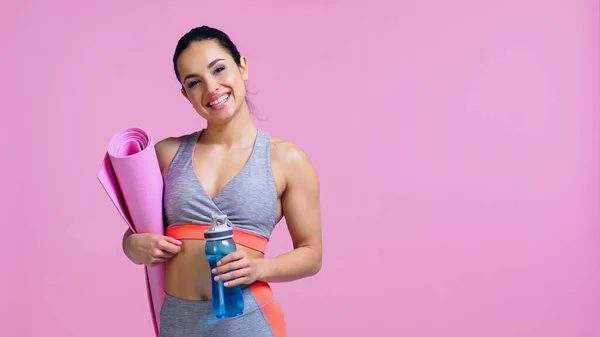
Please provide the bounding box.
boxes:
[97,127,164,337]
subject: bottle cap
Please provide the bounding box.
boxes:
[204,213,233,241]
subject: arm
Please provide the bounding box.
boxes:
[122,228,141,265]
[258,144,323,282]
[121,136,183,266]
[212,142,323,286]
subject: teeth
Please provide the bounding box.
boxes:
[208,94,229,106]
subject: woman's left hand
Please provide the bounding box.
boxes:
[212,251,263,287]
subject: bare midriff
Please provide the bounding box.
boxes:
[164,239,264,301]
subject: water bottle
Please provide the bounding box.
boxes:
[204,213,245,318]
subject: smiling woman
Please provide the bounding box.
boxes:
[175,35,250,124]
[120,26,323,337]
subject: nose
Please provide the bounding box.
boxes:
[205,78,220,95]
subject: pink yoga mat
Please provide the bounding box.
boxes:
[97,127,164,337]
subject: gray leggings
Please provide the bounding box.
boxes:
[159,282,286,337]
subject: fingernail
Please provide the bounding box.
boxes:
[217,261,222,266]
[211,269,216,273]
[176,240,182,244]
[214,276,220,281]
[224,282,229,287]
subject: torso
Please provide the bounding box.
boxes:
[156,128,288,300]
[165,241,262,300]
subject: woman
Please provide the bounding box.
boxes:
[121,26,323,337]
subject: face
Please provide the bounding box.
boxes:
[176,40,248,124]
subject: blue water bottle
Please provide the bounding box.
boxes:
[204,213,245,318]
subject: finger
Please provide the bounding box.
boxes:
[212,259,250,275]
[224,276,250,288]
[149,257,168,266]
[159,251,175,259]
[217,251,247,266]
[215,267,251,282]
[157,239,181,254]
[152,248,174,259]
[163,236,182,246]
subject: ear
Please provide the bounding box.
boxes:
[239,56,249,80]
[180,87,188,99]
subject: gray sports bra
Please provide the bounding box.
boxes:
[162,128,279,241]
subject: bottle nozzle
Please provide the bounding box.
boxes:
[205,213,234,240]
[209,212,230,229]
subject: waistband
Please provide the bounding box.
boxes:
[161,281,274,311]
[166,224,268,254]
[161,281,285,336]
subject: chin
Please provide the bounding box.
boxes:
[200,107,241,125]
[207,113,236,125]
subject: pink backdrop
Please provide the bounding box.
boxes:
[2,0,599,336]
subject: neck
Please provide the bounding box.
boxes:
[202,105,257,148]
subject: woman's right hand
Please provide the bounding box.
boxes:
[123,230,182,267]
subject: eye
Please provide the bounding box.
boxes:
[187,80,199,88]
[214,66,225,74]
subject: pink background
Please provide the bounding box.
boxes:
[2,0,599,336]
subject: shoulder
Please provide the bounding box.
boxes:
[269,136,319,187]
[154,131,196,176]
[270,136,309,167]
[155,135,185,153]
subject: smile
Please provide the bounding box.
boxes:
[207,94,230,107]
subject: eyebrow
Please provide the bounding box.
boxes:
[183,58,225,81]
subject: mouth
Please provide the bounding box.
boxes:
[206,93,231,109]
